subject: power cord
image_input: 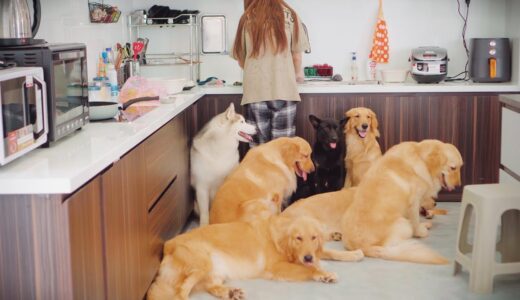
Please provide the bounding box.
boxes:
[446,0,471,81]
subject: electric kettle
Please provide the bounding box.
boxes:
[0,0,41,46]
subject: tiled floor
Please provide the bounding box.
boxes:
[185,203,520,300]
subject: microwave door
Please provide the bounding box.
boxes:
[31,76,46,139]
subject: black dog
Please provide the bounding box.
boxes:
[287,115,347,206]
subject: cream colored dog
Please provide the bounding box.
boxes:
[147,216,362,300]
[343,107,382,188]
[341,139,463,264]
[210,137,315,224]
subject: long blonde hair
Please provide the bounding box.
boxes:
[233,0,300,66]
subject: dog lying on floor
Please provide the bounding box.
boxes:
[290,115,347,204]
[147,216,363,300]
[190,103,256,226]
[282,188,357,241]
[209,137,315,224]
[341,139,463,264]
[343,107,382,188]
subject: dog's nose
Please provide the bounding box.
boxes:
[304,255,313,263]
[362,123,368,130]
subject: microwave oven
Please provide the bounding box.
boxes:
[0,67,48,165]
[0,43,89,143]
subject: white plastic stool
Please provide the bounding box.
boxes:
[454,183,520,294]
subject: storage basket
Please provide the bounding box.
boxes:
[88,2,121,23]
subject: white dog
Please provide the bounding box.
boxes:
[190,103,256,226]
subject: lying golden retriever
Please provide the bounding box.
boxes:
[343,107,383,188]
[147,216,363,300]
[282,188,358,242]
[341,139,463,264]
[210,137,314,224]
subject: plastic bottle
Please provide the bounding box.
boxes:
[367,60,377,81]
[107,63,118,88]
[350,52,359,82]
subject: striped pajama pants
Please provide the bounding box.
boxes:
[244,100,297,147]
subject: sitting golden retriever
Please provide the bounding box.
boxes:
[343,107,383,188]
[210,137,314,224]
[282,188,358,242]
[147,216,362,300]
[341,139,463,264]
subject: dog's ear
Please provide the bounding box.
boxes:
[308,115,321,129]
[339,117,348,132]
[225,103,236,120]
[424,145,448,176]
[344,110,356,132]
[270,216,295,262]
[281,140,300,161]
[369,109,380,137]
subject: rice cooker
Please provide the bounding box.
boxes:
[410,47,448,83]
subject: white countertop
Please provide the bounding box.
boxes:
[1,82,519,195]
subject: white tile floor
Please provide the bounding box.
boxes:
[185,203,520,300]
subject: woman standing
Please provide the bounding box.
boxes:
[233,0,310,146]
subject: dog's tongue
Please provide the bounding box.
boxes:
[239,131,253,142]
[358,131,367,138]
[302,171,308,182]
[330,142,337,149]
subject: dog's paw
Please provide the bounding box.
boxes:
[330,232,342,241]
[421,221,433,229]
[225,288,245,300]
[414,224,430,238]
[350,249,365,261]
[314,271,337,284]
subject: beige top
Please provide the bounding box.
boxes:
[233,8,310,105]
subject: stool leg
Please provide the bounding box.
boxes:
[458,203,474,254]
[468,207,499,294]
[497,209,520,263]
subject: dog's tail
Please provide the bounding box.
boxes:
[363,240,449,265]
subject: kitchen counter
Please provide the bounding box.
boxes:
[0,82,517,194]
[499,93,520,110]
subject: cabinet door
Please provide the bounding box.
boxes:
[101,145,156,300]
[67,177,106,300]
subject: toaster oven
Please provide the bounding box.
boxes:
[0,43,89,143]
[0,67,47,165]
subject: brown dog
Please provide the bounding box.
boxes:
[343,107,382,188]
[147,216,362,300]
[341,140,463,264]
[209,137,315,224]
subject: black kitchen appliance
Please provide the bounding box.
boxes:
[0,43,89,143]
[469,38,511,83]
[0,0,43,47]
[410,47,448,83]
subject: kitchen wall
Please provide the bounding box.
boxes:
[35,0,518,84]
[34,0,133,78]
[506,0,520,84]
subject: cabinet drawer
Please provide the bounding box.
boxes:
[144,117,184,208]
[148,176,191,259]
[501,107,520,177]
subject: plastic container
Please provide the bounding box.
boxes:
[381,69,409,83]
[88,85,102,102]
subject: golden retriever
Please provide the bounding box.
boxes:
[210,137,314,224]
[147,216,362,300]
[341,139,463,264]
[343,107,383,188]
[282,188,359,242]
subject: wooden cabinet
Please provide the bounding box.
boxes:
[0,112,192,300]
[0,178,105,300]
[192,93,502,200]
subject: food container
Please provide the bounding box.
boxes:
[380,69,409,83]
[147,77,186,95]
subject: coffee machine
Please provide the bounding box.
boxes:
[0,0,42,47]
[469,38,511,83]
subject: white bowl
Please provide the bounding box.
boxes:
[148,77,186,95]
[381,70,409,83]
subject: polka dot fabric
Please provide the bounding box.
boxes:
[369,18,389,63]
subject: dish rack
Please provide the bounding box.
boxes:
[127,12,200,81]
